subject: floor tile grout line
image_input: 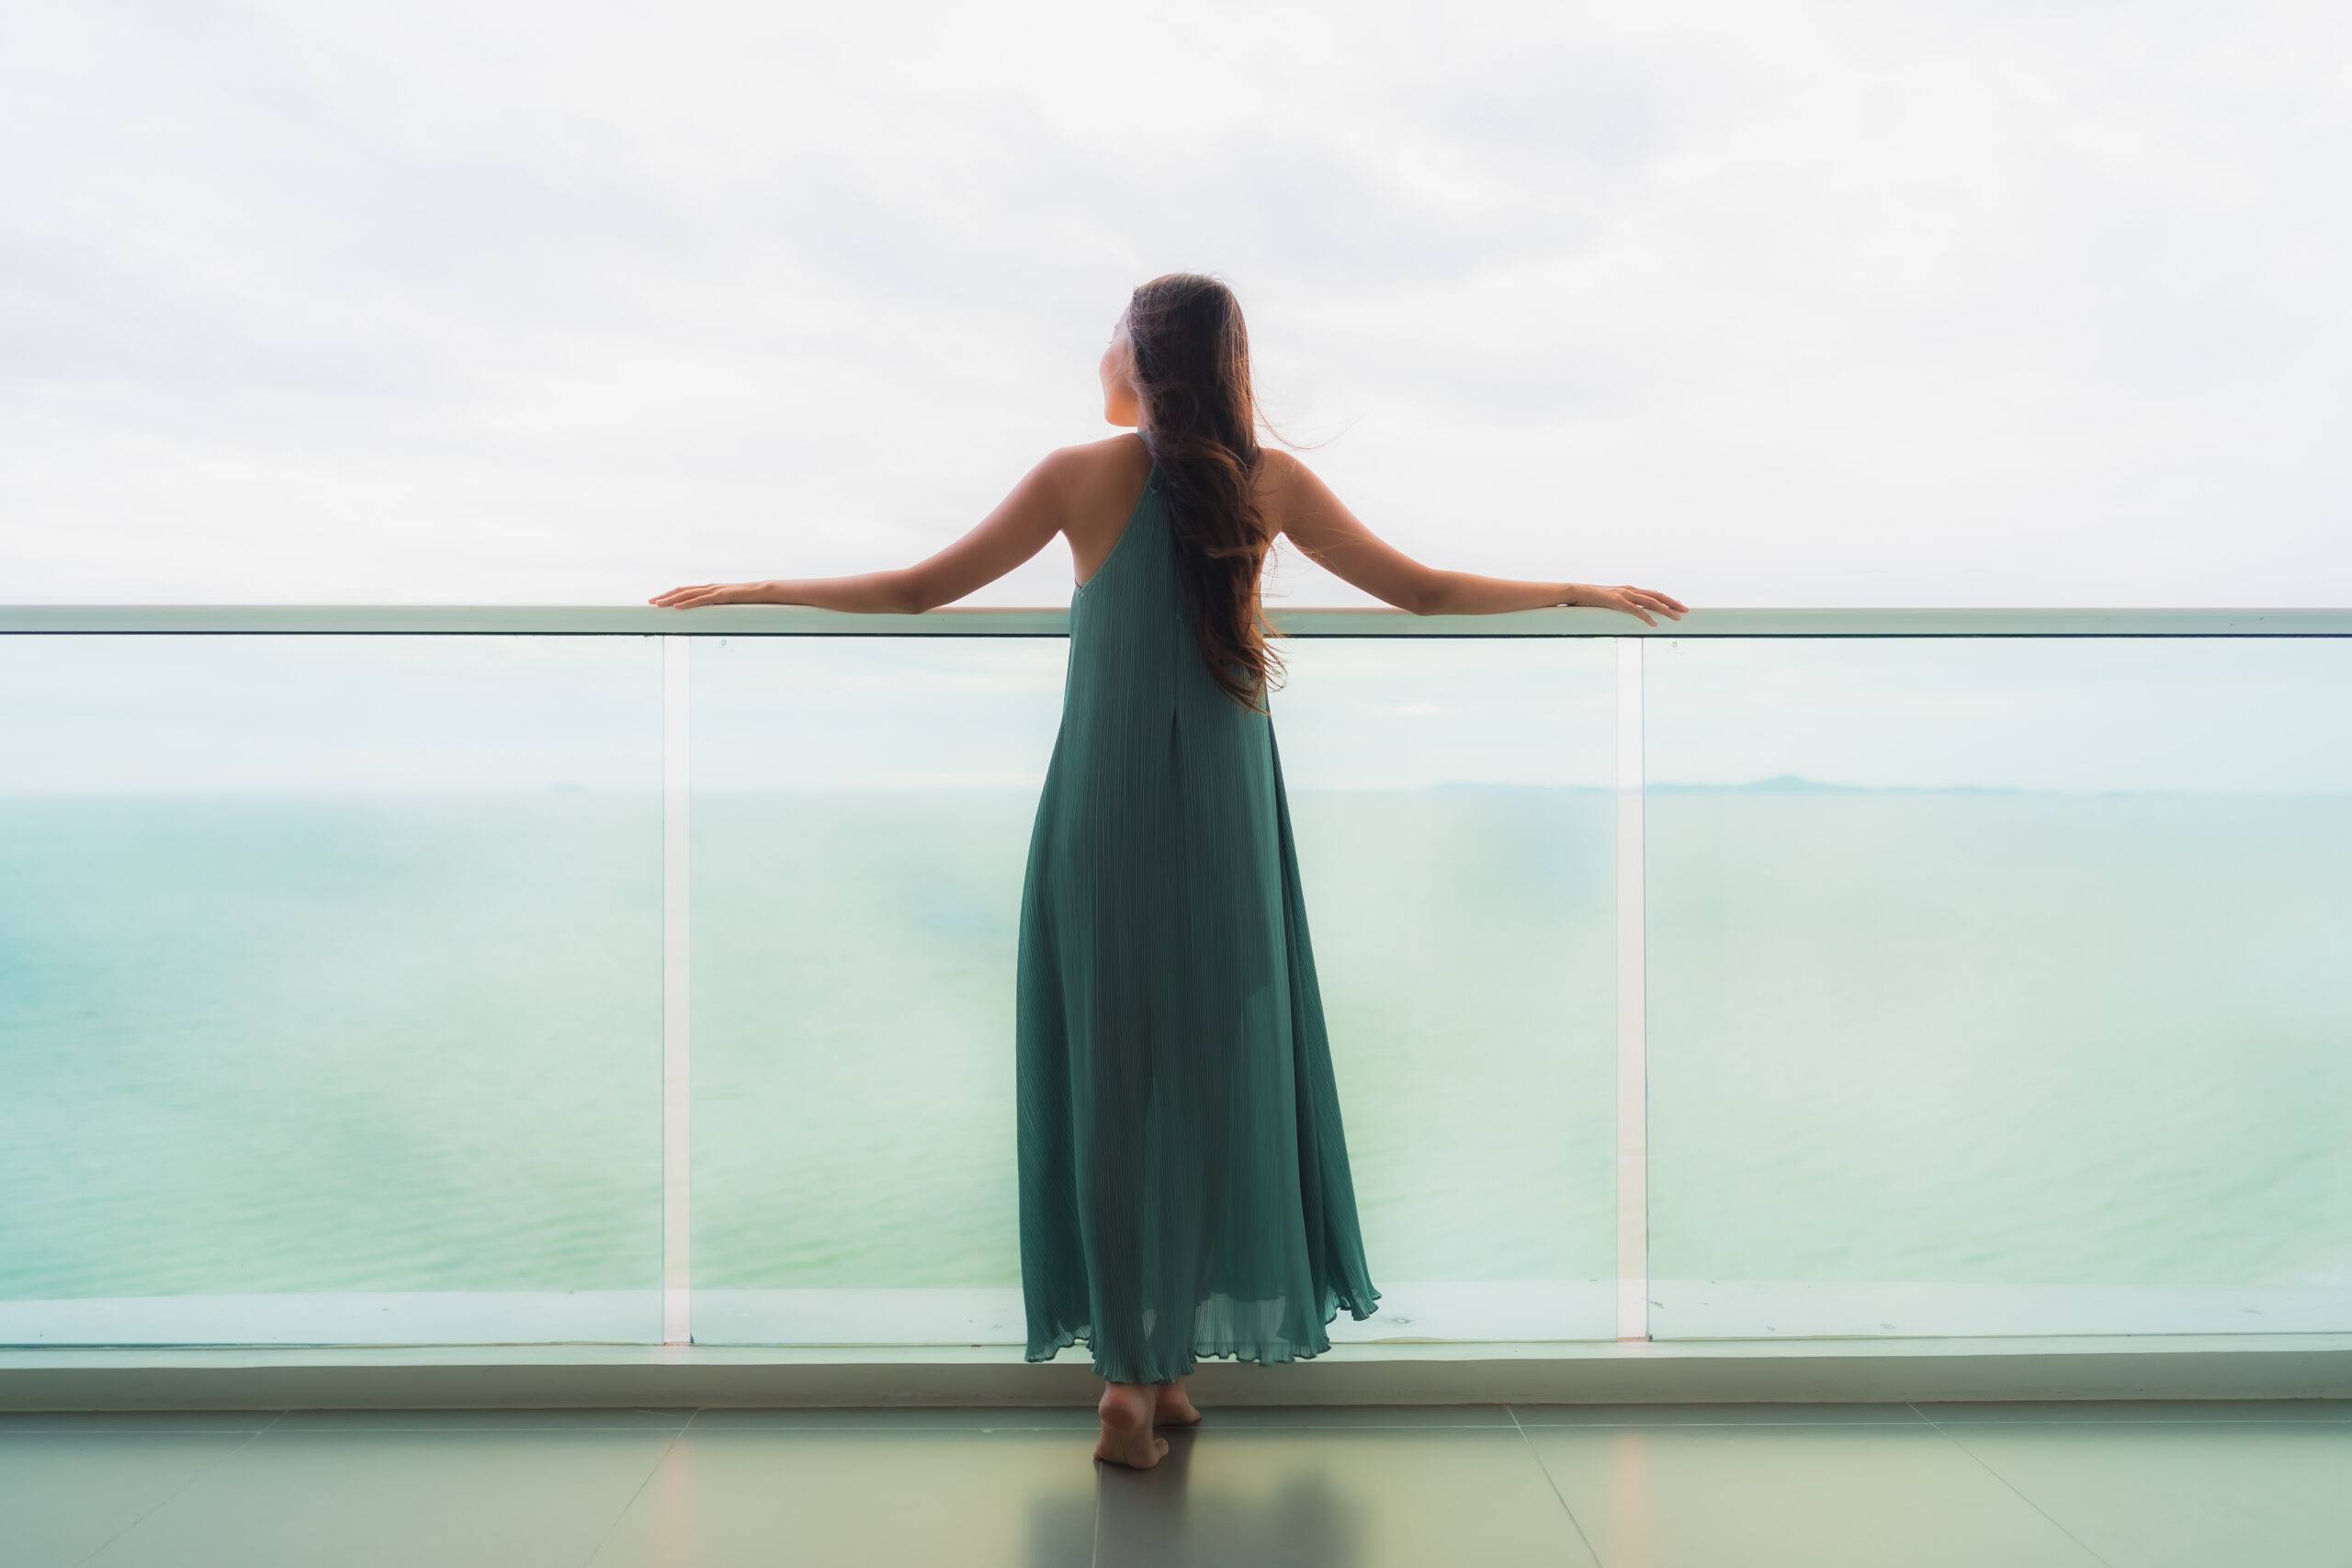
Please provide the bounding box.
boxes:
[71,1409,287,1568]
[1510,1421,1926,1429]
[1090,1456,1103,1568]
[180,1421,699,1433]
[673,1407,1533,1431]
[1906,1404,2120,1568]
[1902,1418,2351,1427]
[1903,1402,2352,1425]
[688,1418,1524,1427]
[1510,1404,1609,1568]
[577,1427,690,1568]
[31,1404,2347,1434]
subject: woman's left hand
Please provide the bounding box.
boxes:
[650,581,771,608]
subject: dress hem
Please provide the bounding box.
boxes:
[1023,1282,1384,1383]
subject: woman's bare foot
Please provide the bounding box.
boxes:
[1153,1379,1202,1426]
[1094,1382,1168,1469]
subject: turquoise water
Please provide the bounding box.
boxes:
[3,786,2345,1338]
[0,793,664,1301]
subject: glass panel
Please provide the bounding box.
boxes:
[688,632,1621,1347]
[687,636,1067,1345]
[0,636,665,1345]
[1644,636,2352,1337]
[1275,637,1621,1342]
[23,619,2333,1353]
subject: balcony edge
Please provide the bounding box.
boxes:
[3,605,2349,637]
[5,1335,2347,1410]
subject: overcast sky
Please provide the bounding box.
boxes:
[4,0,2347,609]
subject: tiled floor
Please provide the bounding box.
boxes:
[2,1400,2347,1566]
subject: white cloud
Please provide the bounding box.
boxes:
[3,0,2345,607]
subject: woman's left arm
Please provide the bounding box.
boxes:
[650,451,1073,614]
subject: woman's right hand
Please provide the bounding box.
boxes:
[1570,583,1689,626]
[650,581,775,608]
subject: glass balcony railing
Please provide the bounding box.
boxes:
[0,605,2344,1350]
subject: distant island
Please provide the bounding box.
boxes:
[1414,778,2319,795]
[1429,775,2034,794]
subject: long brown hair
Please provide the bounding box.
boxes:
[1125,273,1285,715]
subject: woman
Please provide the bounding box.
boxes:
[653,273,1687,1469]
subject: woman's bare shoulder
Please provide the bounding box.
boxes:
[1047,433,1152,498]
[1251,447,1317,532]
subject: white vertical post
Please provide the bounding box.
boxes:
[662,636,693,1346]
[1614,637,1650,1341]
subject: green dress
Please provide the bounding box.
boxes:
[1016,453,1383,1383]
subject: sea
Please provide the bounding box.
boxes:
[2,784,2345,1340]
[1,630,2346,1344]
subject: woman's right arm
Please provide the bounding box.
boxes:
[1265,450,1688,626]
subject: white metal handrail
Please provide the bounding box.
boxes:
[2,605,2345,637]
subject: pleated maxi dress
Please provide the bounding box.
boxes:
[1016,456,1383,1384]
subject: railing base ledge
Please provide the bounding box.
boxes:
[5,1334,2347,1412]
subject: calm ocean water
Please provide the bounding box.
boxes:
[2,787,2346,1322]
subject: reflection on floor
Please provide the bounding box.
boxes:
[3,1400,2347,1567]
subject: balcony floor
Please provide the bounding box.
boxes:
[5,1400,2348,1566]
